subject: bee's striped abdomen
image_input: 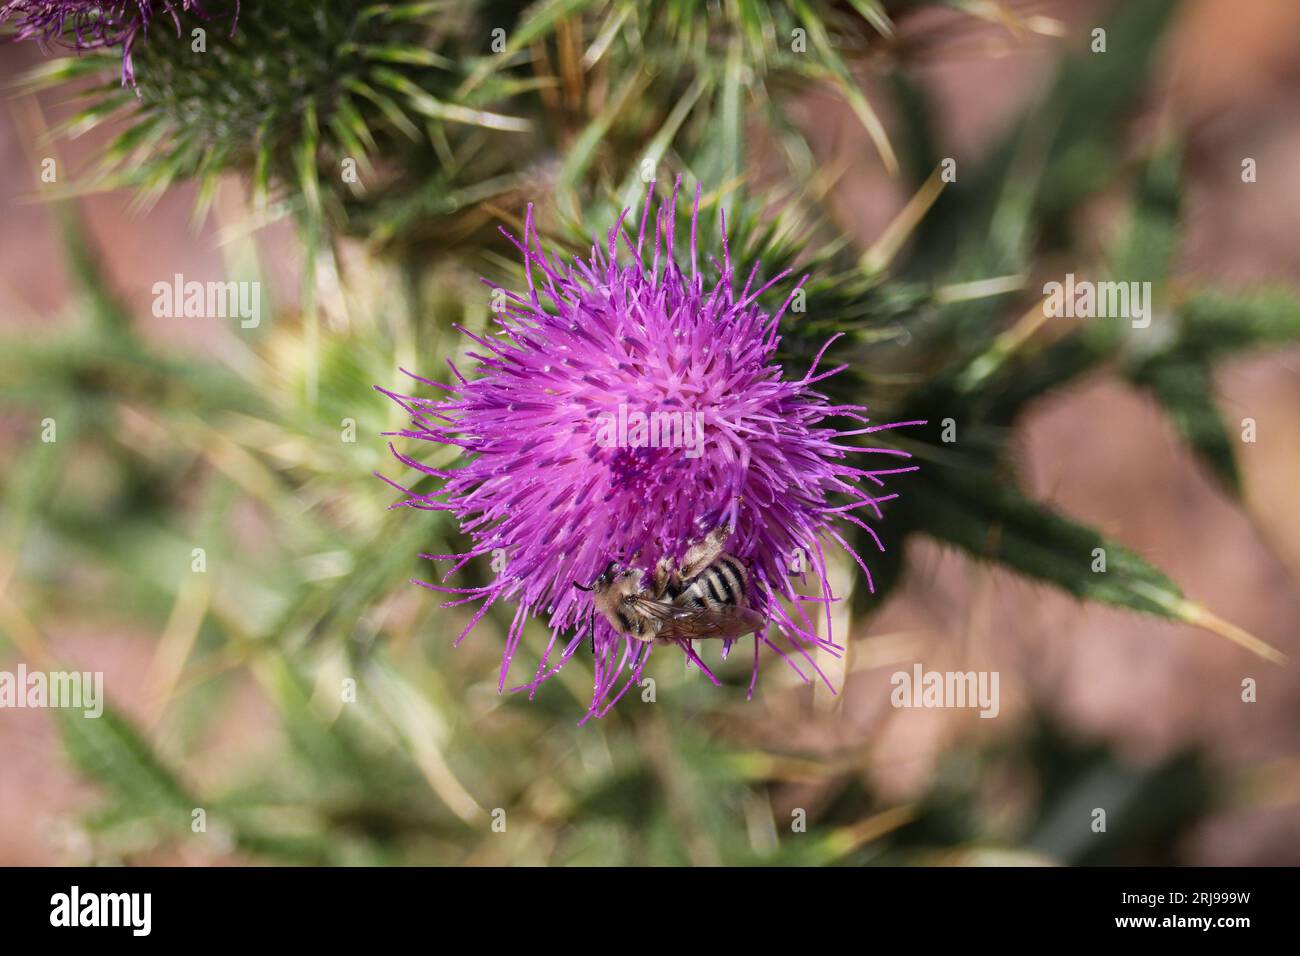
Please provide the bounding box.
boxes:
[681,554,748,610]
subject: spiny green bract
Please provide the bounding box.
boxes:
[34,0,910,248]
[45,2,529,229]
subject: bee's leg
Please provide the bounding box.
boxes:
[652,555,671,591]
[652,554,681,598]
[678,525,729,580]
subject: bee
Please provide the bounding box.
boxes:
[574,526,765,646]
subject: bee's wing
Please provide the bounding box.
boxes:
[629,597,764,641]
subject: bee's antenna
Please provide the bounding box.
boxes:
[573,581,593,591]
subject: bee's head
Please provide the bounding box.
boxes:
[575,561,643,636]
[574,561,640,599]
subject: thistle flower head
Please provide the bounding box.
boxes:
[381,183,920,721]
[0,0,234,86]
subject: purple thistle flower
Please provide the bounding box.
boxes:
[379,183,922,721]
[0,1,237,87]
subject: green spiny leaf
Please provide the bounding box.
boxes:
[1130,354,1239,491]
[57,706,195,820]
[899,464,1283,662]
